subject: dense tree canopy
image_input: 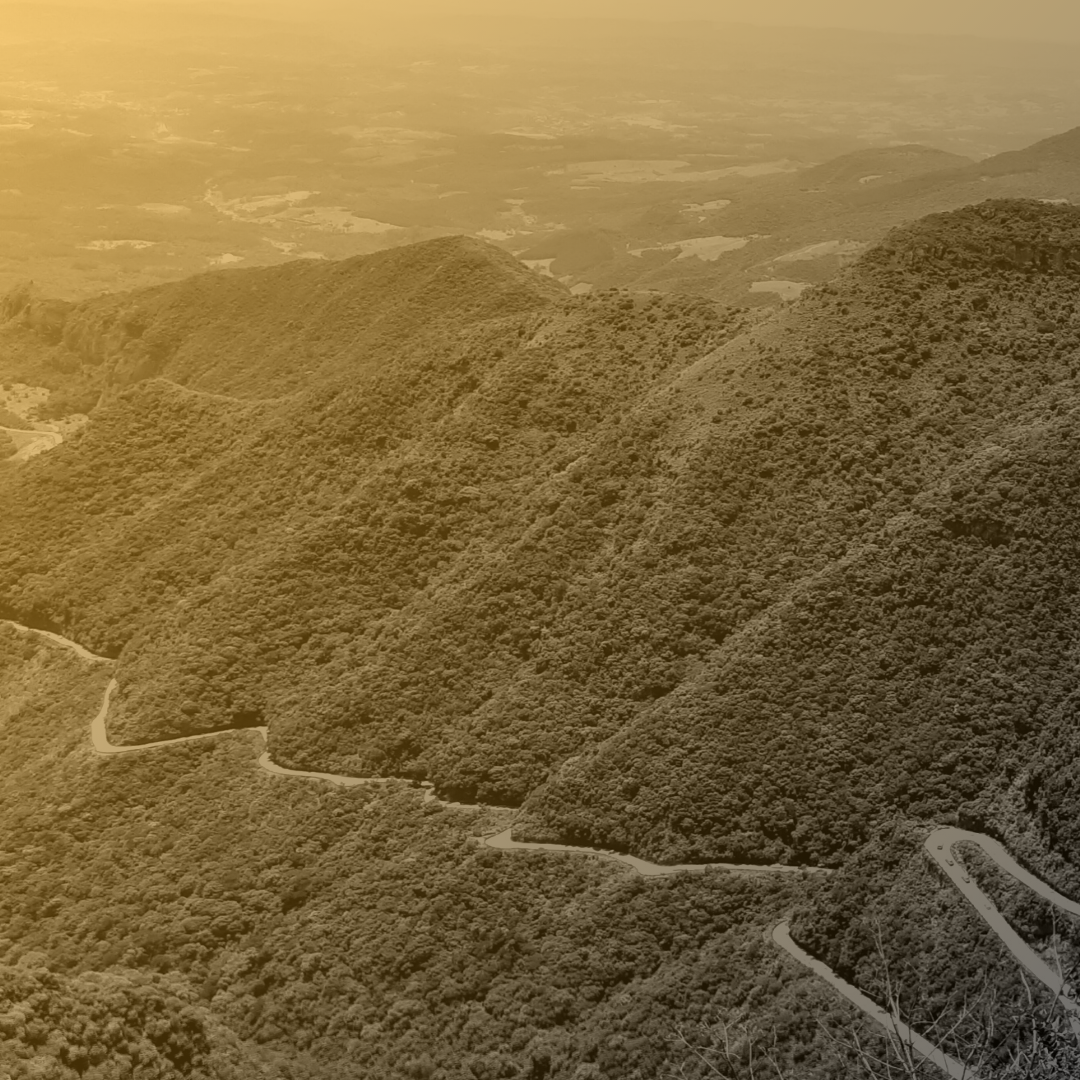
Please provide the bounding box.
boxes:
[5,203,1080,1077]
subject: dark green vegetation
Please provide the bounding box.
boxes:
[6,205,1080,869]
[0,629,269,1079]
[526,198,1080,865]
[7,202,1080,1076]
[0,292,101,419]
[0,626,857,1080]
[790,829,1080,1077]
[0,963,273,1080]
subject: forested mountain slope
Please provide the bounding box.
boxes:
[6,202,1080,868]
[0,257,743,756]
[0,625,842,1080]
[519,199,1080,862]
[527,411,1080,863]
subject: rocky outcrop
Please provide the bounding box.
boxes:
[897,237,1080,274]
[0,283,74,344]
[57,303,178,382]
[0,283,178,387]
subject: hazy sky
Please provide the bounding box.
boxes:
[45,0,1080,43]
[406,0,1080,40]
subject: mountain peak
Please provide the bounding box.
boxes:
[963,126,1080,182]
[996,125,1080,163]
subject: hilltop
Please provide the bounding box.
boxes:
[794,145,971,190]
[1,236,564,400]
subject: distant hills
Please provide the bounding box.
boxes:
[5,199,1080,872]
[554,126,1080,303]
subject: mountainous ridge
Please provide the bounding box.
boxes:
[963,125,1080,176]
[616,126,1080,306]
[0,261,744,757]
[2,236,565,400]
[8,197,1080,1078]
[795,144,973,189]
[4,201,1080,860]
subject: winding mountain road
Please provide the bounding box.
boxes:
[88,677,427,791]
[771,832,1080,1079]
[10,619,836,873]
[923,828,1080,1028]
[480,827,823,877]
[7,617,1080,1077]
[771,923,973,1080]
[0,425,62,461]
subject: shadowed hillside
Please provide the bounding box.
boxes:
[526,412,1080,863]
[0,623,840,1080]
[6,204,1080,864]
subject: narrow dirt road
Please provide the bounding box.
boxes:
[481,827,826,877]
[771,923,973,1080]
[8,617,1080,1076]
[0,425,62,461]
